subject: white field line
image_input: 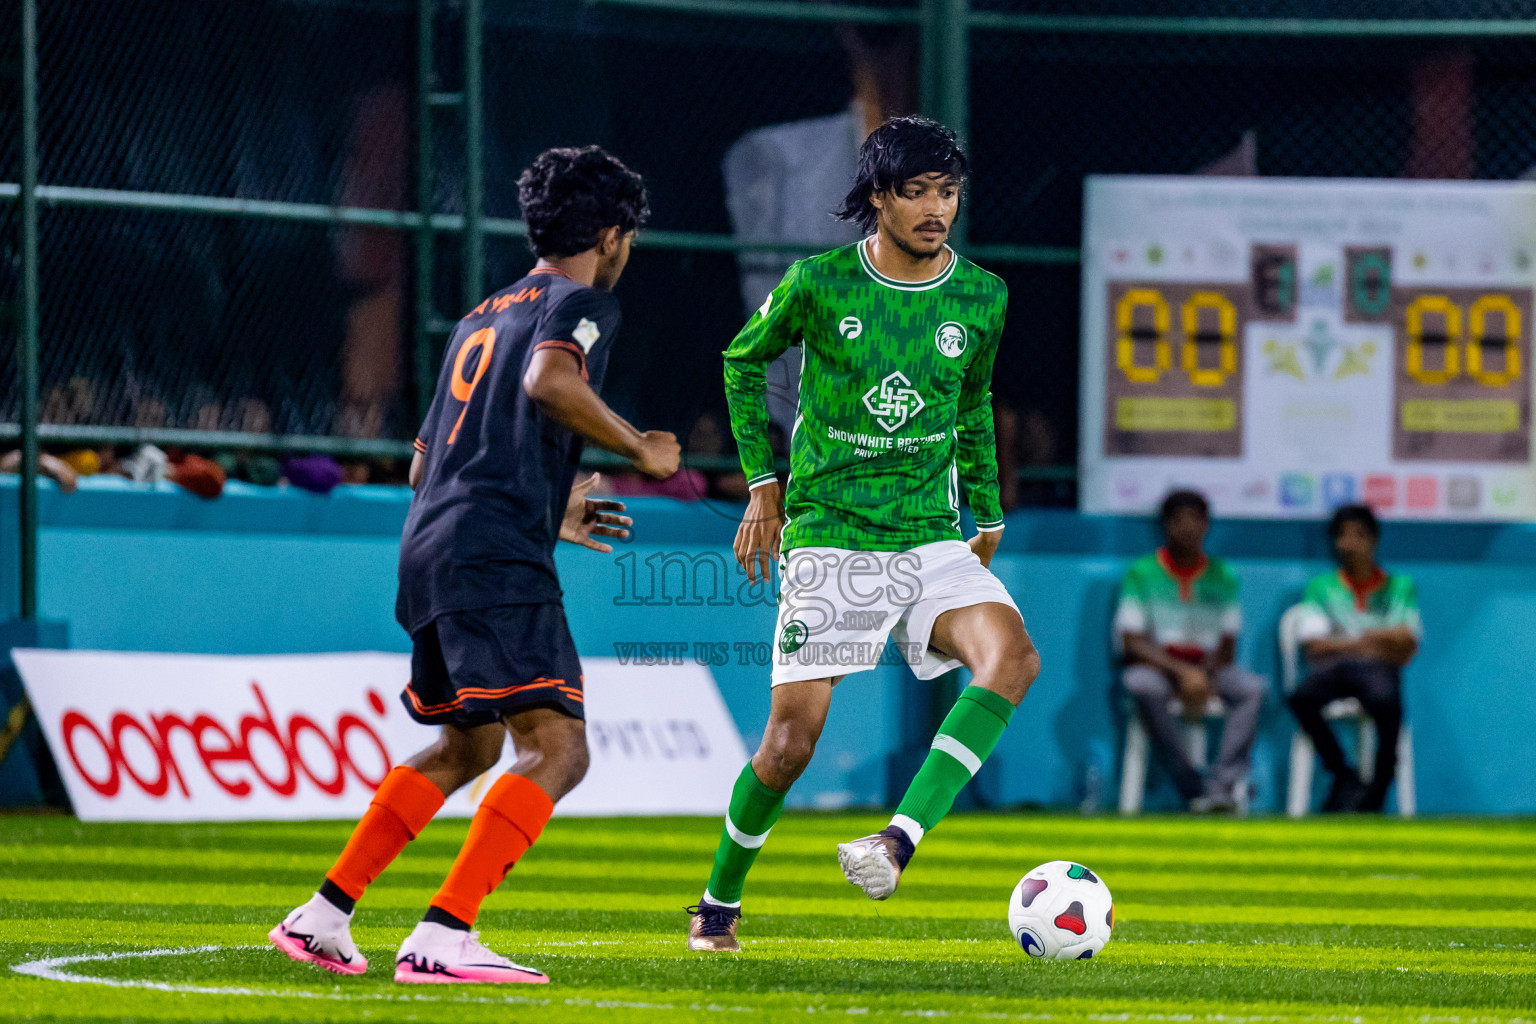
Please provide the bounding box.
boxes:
[8,945,1534,1024]
[8,945,739,1012]
[9,945,558,1006]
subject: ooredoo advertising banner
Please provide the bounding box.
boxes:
[13,649,748,822]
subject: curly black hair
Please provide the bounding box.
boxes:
[516,146,649,258]
[834,115,969,234]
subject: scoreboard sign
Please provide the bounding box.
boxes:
[1080,177,1536,520]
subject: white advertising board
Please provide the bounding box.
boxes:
[1082,176,1536,519]
[13,649,747,822]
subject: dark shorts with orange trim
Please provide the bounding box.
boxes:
[401,603,584,726]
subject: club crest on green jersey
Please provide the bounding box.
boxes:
[936,321,967,358]
[839,316,863,340]
[862,371,926,433]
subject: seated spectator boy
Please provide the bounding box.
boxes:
[1288,504,1420,813]
[1116,491,1266,811]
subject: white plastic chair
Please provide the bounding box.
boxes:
[1119,694,1249,815]
[1279,604,1415,817]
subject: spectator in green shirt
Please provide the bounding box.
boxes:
[1116,491,1266,811]
[1288,504,1421,813]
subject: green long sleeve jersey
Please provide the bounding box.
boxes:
[723,239,1008,553]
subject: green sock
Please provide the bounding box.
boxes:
[703,762,787,906]
[893,685,1015,842]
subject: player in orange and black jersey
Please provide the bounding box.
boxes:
[270,147,680,986]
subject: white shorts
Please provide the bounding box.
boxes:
[769,540,1020,687]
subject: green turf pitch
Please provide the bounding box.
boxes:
[3,814,1533,1023]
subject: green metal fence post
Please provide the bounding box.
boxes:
[941,0,968,250]
[922,0,969,249]
[919,0,939,124]
[462,0,485,312]
[18,0,39,620]
[415,0,437,424]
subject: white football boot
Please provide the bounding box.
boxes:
[836,826,916,901]
[268,892,367,975]
[393,921,550,984]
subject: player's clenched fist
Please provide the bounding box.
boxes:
[633,430,680,479]
[734,480,785,583]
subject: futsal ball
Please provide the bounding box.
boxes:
[1007,860,1114,959]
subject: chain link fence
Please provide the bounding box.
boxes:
[9,0,1536,500]
[5,0,418,441]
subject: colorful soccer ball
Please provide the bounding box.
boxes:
[1007,860,1114,959]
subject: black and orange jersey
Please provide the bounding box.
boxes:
[396,266,622,633]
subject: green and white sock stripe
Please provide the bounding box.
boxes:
[895,686,1016,833]
[929,734,983,777]
[724,817,773,849]
[704,762,788,906]
[932,686,1014,777]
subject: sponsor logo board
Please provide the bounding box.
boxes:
[14,650,748,822]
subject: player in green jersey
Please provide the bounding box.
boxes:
[687,116,1041,951]
[1288,504,1421,813]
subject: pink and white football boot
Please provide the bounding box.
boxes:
[268,893,368,975]
[393,921,549,984]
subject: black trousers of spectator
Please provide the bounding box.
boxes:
[1287,659,1401,810]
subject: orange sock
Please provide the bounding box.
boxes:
[325,765,445,901]
[429,773,554,926]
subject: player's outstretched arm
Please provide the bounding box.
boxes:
[523,348,679,479]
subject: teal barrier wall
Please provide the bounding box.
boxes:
[4,476,1534,813]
